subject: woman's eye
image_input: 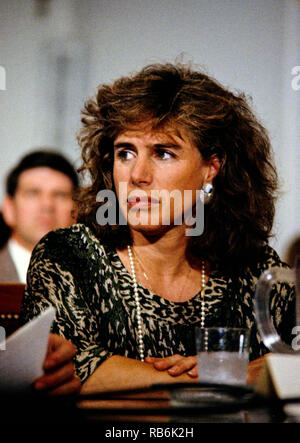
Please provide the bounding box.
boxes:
[115,150,134,161]
[155,150,175,160]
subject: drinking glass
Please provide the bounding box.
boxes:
[195,327,250,386]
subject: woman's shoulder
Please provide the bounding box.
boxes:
[31,223,108,269]
[248,244,289,278]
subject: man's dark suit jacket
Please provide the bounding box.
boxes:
[0,244,20,282]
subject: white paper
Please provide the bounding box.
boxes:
[255,354,300,399]
[0,307,55,392]
[266,354,300,399]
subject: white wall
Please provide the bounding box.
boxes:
[0,0,299,259]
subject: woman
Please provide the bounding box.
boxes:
[21,63,294,393]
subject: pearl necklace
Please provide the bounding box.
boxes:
[127,245,207,362]
[128,246,145,361]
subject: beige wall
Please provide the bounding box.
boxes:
[0,0,299,258]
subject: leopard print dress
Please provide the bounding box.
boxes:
[20,224,295,382]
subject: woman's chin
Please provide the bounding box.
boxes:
[128,222,172,237]
[128,221,188,239]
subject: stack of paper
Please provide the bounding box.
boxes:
[255,354,300,399]
[0,307,55,392]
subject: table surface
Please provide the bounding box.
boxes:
[75,385,288,424]
[1,384,299,425]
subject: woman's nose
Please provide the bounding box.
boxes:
[130,155,153,186]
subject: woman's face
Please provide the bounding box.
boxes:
[113,125,219,235]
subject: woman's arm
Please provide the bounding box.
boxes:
[33,338,265,396]
[79,353,264,394]
[80,355,197,394]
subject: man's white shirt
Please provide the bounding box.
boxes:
[8,238,31,283]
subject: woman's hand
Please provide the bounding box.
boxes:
[34,333,81,395]
[145,355,198,378]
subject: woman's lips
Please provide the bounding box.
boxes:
[127,196,159,208]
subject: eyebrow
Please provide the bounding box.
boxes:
[113,142,183,150]
[153,143,183,150]
[114,142,134,149]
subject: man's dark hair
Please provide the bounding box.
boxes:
[6,149,79,197]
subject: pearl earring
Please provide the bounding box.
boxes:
[201,183,213,204]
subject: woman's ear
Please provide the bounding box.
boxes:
[205,154,221,183]
[1,195,16,228]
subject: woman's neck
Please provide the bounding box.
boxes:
[128,227,196,278]
[117,226,207,302]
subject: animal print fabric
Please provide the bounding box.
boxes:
[20,224,295,382]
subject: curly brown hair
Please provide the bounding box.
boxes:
[76,63,278,274]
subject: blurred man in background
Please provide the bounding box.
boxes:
[0,150,78,282]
